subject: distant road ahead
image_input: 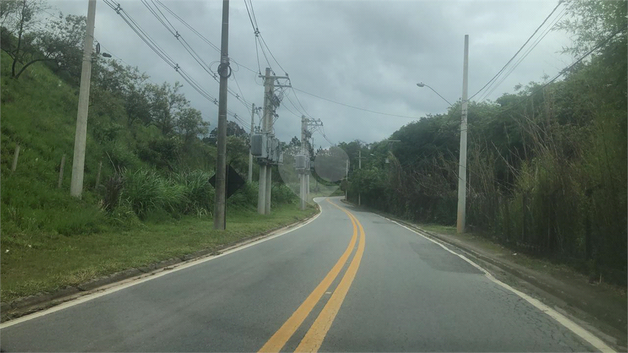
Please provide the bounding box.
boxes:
[1,197,600,352]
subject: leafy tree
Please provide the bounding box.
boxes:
[556,0,627,57]
[176,107,209,146]
[36,13,86,84]
[288,136,301,149]
[205,121,248,146]
[0,0,49,79]
[226,135,249,174]
[146,82,188,136]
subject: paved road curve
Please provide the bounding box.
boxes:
[1,197,600,352]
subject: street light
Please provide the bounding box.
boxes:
[416,35,469,234]
[416,82,453,107]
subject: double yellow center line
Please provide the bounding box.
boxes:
[259,199,366,353]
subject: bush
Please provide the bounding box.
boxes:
[173,170,214,216]
[120,168,185,220]
[272,183,298,205]
[227,182,258,210]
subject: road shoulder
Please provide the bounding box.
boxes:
[341,199,627,352]
[1,203,322,323]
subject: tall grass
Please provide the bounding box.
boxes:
[120,169,186,220]
[0,53,299,240]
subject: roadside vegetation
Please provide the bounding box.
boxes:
[340,0,627,285]
[1,205,316,303]
[1,0,313,302]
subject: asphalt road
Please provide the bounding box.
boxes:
[1,197,599,352]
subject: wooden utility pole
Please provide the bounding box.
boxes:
[58,154,66,188]
[94,160,103,189]
[11,144,20,172]
[213,0,230,230]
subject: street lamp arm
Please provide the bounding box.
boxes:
[416,82,453,107]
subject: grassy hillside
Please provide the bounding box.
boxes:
[1,50,312,303]
[1,51,110,238]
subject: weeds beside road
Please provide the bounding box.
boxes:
[1,204,317,304]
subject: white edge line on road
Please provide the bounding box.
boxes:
[0,205,324,329]
[384,217,616,353]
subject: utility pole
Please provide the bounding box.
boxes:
[70,0,96,198]
[213,0,230,230]
[258,68,272,214]
[345,159,349,200]
[255,68,289,214]
[299,117,322,206]
[457,34,469,234]
[248,103,255,183]
[299,116,307,210]
[265,94,274,215]
[305,151,310,198]
[358,150,362,206]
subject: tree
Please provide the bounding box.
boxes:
[556,0,627,57]
[288,136,301,149]
[176,107,209,145]
[36,14,87,84]
[207,121,247,144]
[0,0,49,79]
[146,82,188,136]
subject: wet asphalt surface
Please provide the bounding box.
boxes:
[0,197,594,352]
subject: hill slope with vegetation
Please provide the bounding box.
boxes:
[342,0,627,284]
[1,0,306,303]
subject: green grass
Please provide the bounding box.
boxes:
[418,223,457,236]
[1,204,317,303]
[416,222,599,281]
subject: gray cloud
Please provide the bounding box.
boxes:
[49,0,572,146]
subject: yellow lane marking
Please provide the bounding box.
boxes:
[295,208,366,353]
[258,199,358,353]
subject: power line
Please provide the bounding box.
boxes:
[232,71,252,114]
[288,84,314,119]
[292,87,420,119]
[479,6,567,101]
[316,127,335,146]
[154,0,257,75]
[259,33,287,75]
[154,0,219,52]
[479,27,626,120]
[139,0,253,114]
[102,0,248,129]
[534,28,624,92]
[256,35,273,71]
[470,1,564,100]
[243,0,284,74]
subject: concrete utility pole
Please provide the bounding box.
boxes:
[248,103,255,183]
[265,100,274,215]
[457,34,469,234]
[213,0,230,230]
[256,68,289,214]
[299,117,322,206]
[299,116,307,210]
[70,0,96,198]
[258,68,273,214]
[345,159,349,200]
[358,150,362,206]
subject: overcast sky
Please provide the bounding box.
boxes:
[50,0,574,148]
